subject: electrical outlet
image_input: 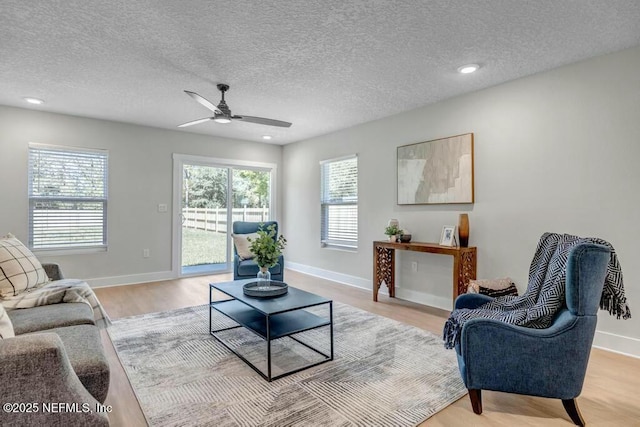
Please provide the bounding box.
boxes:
[158,204,168,213]
[411,261,418,272]
[143,249,150,258]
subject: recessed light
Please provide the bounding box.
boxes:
[262,135,272,140]
[457,64,480,74]
[24,97,44,105]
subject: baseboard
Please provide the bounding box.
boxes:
[287,261,372,291]
[287,261,450,310]
[593,330,640,359]
[87,270,175,288]
[394,288,453,311]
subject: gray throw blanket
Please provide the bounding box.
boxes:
[2,278,110,328]
[443,233,631,350]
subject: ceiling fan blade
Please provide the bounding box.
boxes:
[177,117,214,128]
[184,90,222,114]
[233,115,292,128]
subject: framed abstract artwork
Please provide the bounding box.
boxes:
[397,133,474,204]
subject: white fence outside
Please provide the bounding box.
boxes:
[182,207,270,232]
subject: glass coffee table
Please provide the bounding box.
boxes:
[209,279,334,381]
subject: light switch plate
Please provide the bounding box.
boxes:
[158,203,168,213]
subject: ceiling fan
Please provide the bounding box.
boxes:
[178,84,292,128]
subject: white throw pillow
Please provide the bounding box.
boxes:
[231,233,259,260]
[0,234,49,298]
[0,304,15,339]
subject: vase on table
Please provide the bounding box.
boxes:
[257,266,271,281]
[458,214,469,247]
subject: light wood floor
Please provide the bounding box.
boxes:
[94,270,640,426]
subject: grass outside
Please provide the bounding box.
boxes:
[182,228,228,266]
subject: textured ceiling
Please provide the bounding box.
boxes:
[2,1,640,145]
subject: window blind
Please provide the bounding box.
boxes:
[28,145,108,250]
[320,155,358,249]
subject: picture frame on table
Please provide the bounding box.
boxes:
[439,225,457,247]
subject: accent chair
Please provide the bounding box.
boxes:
[232,221,284,281]
[454,243,610,426]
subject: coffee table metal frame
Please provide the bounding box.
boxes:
[209,280,334,381]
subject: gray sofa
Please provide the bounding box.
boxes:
[0,263,110,426]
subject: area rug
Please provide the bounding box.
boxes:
[108,302,466,426]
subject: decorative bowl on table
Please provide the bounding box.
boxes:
[243,280,288,298]
[400,234,412,243]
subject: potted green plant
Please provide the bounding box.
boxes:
[247,223,287,280]
[384,224,402,242]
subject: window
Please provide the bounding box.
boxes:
[28,144,108,250]
[320,155,358,249]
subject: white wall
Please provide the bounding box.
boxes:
[0,107,282,283]
[283,45,640,356]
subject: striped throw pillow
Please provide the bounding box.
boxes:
[0,234,49,298]
[467,277,519,297]
[478,284,519,297]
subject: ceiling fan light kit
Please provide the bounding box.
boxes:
[178,84,292,129]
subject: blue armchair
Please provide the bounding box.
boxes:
[232,221,284,281]
[454,243,610,426]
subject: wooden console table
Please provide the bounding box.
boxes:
[373,241,477,303]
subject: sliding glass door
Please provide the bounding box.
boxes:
[173,155,275,277]
[180,164,229,275]
[232,169,271,223]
